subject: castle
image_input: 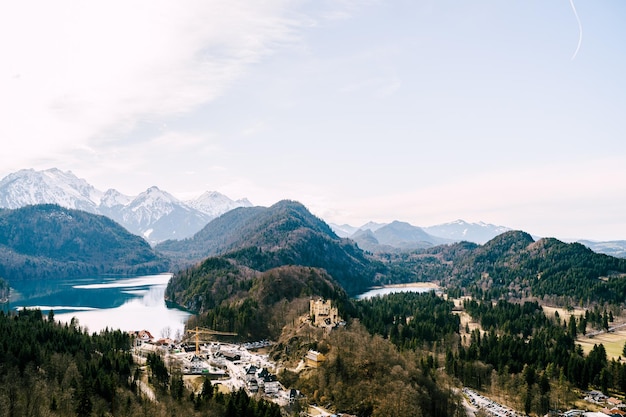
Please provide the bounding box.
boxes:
[309,298,340,329]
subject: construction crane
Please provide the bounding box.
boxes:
[185,326,237,355]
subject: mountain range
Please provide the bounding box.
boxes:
[0,168,252,244]
[2,168,625,258]
[2,190,625,312]
[330,219,510,252]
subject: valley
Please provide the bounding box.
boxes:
[2,189,626,416]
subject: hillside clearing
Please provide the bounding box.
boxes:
[577,330,626,361]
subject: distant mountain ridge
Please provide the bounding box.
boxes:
[4,168,624,258]
[0,168,252,244]
[345,221,453,253]
[330,220,626,258]
[330,219,508,252]
[577,240,626,259]
[423,219,511,244]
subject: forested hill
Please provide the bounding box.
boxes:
[157,200,336,260]
[439,230,626,304]
[0,308,282,417]
[166,261,348,339]
[158,200,384,295]
[0,204,169,280]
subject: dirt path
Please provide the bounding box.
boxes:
[136,380,157,402]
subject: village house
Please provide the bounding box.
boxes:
[222,350,241,362]
[586,390,610,404]
[305,350,326,368]
[244,364,258,381]
[254,367,280,395]
[602,408,626,417]
[129,329,154,342]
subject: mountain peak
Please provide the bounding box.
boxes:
[145,185,163,193]
[424,220,511,244]
[187,190,253,217]
[0,168,101,211]
[100,189,132,207]
[271,199,306,210]
[158,200,376,295]
[0,168,252,244]
[359,221,387,232]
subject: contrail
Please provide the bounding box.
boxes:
[569,0,583,60]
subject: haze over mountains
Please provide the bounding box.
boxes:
[1,168,625,258]
[330,219,511,252]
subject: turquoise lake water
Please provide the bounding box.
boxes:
[5,274,191,338]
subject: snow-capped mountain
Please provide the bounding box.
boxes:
[100,188,132,208]
[331,218,510,249]
[186,191,253,217]
[112,186,212,243]
[126,187,183,228]
[0,169,252,244]
[423,219,510,244]
[0,168,102,212]
[577,240,626,259]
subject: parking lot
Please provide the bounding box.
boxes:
[463,387,523,417]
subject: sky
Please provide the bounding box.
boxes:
[1,0,625,241]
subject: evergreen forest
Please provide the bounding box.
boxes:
[0,308,282,417]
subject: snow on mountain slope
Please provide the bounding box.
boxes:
[126,186,180,226]
[0,168,101,212]
[0,169,253,244]
[100,189,132,207]
[578,240,626,259]
[423,219,510,244]
[186,191,253,217]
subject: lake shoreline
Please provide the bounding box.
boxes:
[356,282,441,300]
[368,282,440,290]
[9,274,191,337]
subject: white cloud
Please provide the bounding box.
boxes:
[0,0,299,169]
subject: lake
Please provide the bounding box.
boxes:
[356,283,440,299]
[3,276,441,336]
[6,274,192,339]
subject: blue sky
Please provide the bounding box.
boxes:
[1,1,625,240]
